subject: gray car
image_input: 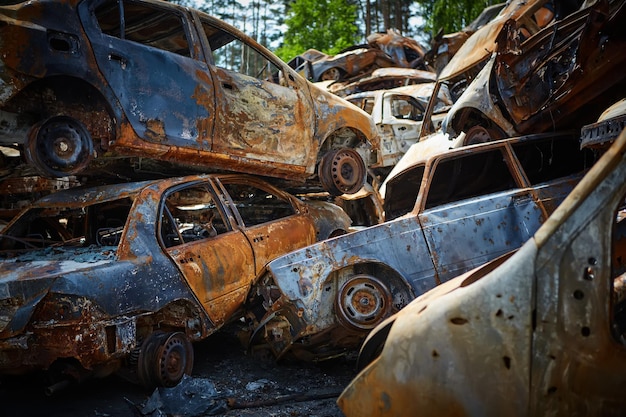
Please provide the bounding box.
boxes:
[245,133,595,360]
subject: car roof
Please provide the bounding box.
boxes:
[382,132,577,194]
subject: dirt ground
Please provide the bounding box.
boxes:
[0,324,357,417]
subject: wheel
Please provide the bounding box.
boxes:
[320,67,342,81]
[318,148,366,196]
[335,275,393,331]
[137,331,194,388]
[25,116,93,177]
[464,125,496,145]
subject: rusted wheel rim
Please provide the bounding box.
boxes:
[319,148,366,196]
[464,125,493,145]
[25,116,93,177]
[321,67,341,81]
[336,275,392,331]
[157,332,193,387]
[138,331,194,388]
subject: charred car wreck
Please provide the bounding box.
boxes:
[0,174,350,389]
[245,133,595,360]
[338,129,626,417]
[0,0,381,196]
[444,0,626,145]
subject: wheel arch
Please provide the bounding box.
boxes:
[323,262,415,331]
[5,75,117,152]
[446,107,507,145]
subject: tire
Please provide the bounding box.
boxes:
[318,148,366,196]
[25,116,93,177]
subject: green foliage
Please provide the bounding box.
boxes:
[417,0,498,38]
[276,0,360,61]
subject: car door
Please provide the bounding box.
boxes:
[159,182,253,327]
[80,0,215,150]
[418,147,544,282]
[198,17,315,167]
[218,179,316,272]
[380,92,425,165]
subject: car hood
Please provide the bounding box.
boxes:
[0,246,117,337]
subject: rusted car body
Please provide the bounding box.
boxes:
[338,129,626,417]
[327,67,436,98]
[0,174,350,389]
[346,84,452,168]
[291,30,428,83]
[292,47,398,82]
[245,133,594,360]
[418,0,576,141]
[444,0,626,145]
[0,0,380,196]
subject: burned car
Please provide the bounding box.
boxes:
[327,67,437,98]
[444,0,626,145]
[338,130,626,417]
[291,30,429,83]
[0,0,380,196]
[292,47,399,82]
[245,133,594,360]
[418,0,582,141]
[0,174,350,389]
[346,83,453,168]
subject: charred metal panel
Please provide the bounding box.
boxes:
[420,189,543,280]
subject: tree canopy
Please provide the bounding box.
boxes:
[276,0,360,60]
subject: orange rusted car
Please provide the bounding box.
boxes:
[0,174,350,391]
[0,0,380,196]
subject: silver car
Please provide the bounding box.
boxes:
[246,132,595,360]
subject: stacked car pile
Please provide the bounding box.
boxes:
[0,2,625,413]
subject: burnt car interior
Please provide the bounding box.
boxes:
[201,20,283,84]
[160,185,228,247]
[383,135,594,220]
[0,198,133,251]
[159,181,297,248]
[390,95,425,121]
[96,1,191,57]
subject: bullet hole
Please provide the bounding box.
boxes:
[450,317,468,325]
[573,290,584,300]
[502,356,511,369]
[581,326,591,337]
[588,257,597,265]
[508,315,515,320]
[495,309,503,317]
[496,294,502,298]
[432,350,439,358]
[547,386,557,394]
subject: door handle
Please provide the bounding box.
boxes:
[109,53,127,69]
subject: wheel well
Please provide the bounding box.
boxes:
[6,76,115,152]
[136,300,209,343]
[449,108,505,142]
[319,127,372,166]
